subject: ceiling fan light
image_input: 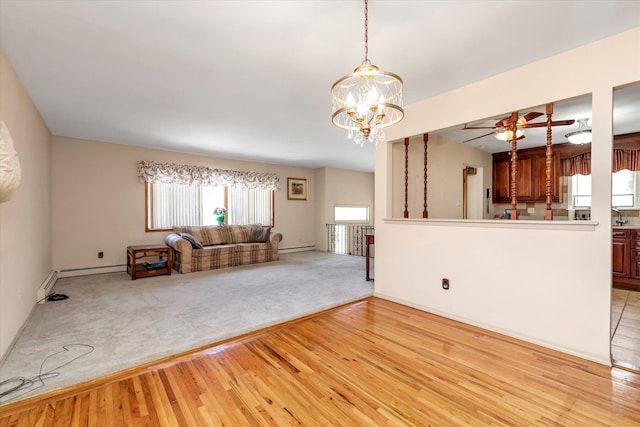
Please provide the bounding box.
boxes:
[495,128,524,141]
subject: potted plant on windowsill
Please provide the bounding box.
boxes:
[214,207,227,225]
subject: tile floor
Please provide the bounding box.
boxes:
[611,288,640,372]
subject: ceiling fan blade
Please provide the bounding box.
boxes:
[462,131,495,143]
[523,119,576,128]
[494,115,512,128]
[463,124,496,130]
[521,111,543,122]
[521,122,546,128]
[550,119,575,126]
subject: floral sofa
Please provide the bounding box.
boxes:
[165,224,282,273]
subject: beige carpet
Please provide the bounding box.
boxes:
[0,251,373,405]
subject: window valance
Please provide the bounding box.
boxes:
[560,149,640,177]
[137,161,280,190]
[613,149,640,173]
[561,152,591,177]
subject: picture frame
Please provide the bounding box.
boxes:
[287,177,308,200]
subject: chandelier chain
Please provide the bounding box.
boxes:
[363,0,369,64]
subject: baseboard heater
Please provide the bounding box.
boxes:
[37,270,59,304]
[280,245,315,254]
[58,264,126,278]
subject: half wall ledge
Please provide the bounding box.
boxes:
[383,218,599,231]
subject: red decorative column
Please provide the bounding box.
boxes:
[423,133,428,218]
[544,103,554,221]
[509,112,519,220]
[404,137,409,218]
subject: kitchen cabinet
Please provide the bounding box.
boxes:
[613,228,640,292]
[492,146,560,204]
[612,229,630,278]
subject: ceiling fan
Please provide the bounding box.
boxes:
[462,111,575,143]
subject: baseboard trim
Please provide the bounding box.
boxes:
[279,246,315,254]
[58,265,126,278]
[373,291,612,367]
[36,270,59,304]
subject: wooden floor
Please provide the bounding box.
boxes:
[1,297,640,426]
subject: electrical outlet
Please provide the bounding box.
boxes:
[98,251,104,259]
[442,278,449,290]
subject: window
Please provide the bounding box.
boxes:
[334,205,369,223]
[569,169,636,208]
[612,169,635,207]
[571,174,592,208]
[146,182,274,231]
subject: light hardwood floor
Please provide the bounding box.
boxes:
[612,289,640,372]
[1,297,639,426]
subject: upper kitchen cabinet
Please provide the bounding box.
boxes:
[492,146,561,204]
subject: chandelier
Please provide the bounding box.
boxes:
[331,0,404,146]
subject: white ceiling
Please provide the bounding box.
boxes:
[1,1,639,172]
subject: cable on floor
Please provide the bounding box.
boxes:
[0,343,95,403]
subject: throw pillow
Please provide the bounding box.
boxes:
[249,226,271,243]
[180,233,204,249]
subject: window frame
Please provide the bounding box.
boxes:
[145,182,275,232]
[568,169,638,209]
[333,204,370,224]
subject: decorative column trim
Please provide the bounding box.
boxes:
[545,103,554,220]
[423,134,428,218]
[509,112,519,220]
[404,137,409,218]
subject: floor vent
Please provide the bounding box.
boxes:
[37,270,59,304]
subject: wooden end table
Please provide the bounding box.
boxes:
[365,234,374,281]
[127,244,171,280]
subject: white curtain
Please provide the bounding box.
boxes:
[228,187,249,225]
[250,188,272,225]
[151,182,201,229]
[228,187,272,225]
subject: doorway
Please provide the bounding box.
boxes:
[611,82,640,373]
[462,166,483,219]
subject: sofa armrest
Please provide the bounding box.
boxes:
[165,233,192,265]
[270,232,282,254]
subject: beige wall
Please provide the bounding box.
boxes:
[314,167,375,252]
[52,137,322,272]
[376,28,640,365]
[392,134,493,219]
[0,50,52,359]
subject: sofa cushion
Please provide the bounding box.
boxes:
[235,243,274,264]
[249,226,271,243]
[203,225,230,245]
[180,233,204,249]
[173,226,206,244]
[192,244,235,270]
[228,225,252,243]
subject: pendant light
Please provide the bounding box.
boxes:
[330,0,404,146]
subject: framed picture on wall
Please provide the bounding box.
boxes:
[287,178,308,200]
